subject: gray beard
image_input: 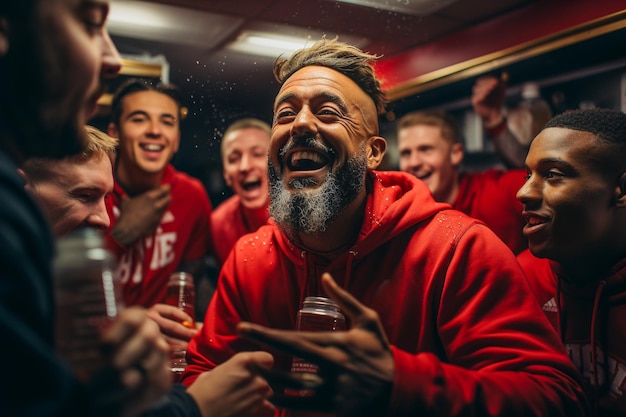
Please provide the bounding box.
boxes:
[268,148,367,240]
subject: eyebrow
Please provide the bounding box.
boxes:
[274,92,349,114]
[535,157,579,173]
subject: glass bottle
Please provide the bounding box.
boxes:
[53,228,123,382]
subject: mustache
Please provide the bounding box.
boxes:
[279,136,334,159]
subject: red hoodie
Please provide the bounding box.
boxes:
[210,194,269,266]
[518,248,626,416]
[183,170,587,417]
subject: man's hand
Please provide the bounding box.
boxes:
[238,273,394,417]
[187,351,276,417]
[147,303,198,350]
[472,75,507,127]
[111,184,171,248]
[97,306,172,417]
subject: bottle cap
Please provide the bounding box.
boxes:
[521,82,540,100]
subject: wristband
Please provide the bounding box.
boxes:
[485,117,507,137]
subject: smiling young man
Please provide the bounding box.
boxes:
[397,108,528,254]
[211,118,271,266]
[182,38,588,417]
[105,79,214,348]
[516,108,626,416]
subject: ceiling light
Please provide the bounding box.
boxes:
[107,0,241,49]
[334,0,458,16]
[228,32,314,59]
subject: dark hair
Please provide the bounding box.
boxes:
[273,38,387,115]
[397,109,462,144]
[110,78,184,125]
[544,108,626,145]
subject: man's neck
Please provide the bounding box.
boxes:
[115,163,165,196]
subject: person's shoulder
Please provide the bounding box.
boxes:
[464,167,526,189]
[211,195,241,221]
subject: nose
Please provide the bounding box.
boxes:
[290,106,317,138]
[408,151,423,169]
[239,153,251,172]
[516,174,539,206]
[101,29,122,79]
[87,200,111,230]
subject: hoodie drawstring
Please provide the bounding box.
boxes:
[343,250,357,291]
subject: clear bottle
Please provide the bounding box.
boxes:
[508,82,552,145]
[165,271,196,329]
[53,228,123,382]
[165,271,196,378]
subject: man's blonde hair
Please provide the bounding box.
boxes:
[22,125,118,181]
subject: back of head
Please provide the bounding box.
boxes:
[0,0,83,161]
[397,109,462,145]
[273,37,388,115]
[110,78,184,125]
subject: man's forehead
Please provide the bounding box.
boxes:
[276,65,376,115]
[279,66,364,98]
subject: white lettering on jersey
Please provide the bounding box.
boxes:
[567,343,626,398]
[113,208,178,285]
[150,231,177,270]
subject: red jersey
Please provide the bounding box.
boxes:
[454,169,527,254]
[105,164,213,308]
[210,194,269,266]
[183,170,587,417]
[518,248,626,416]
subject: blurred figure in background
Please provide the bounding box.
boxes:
[106,79,214,349]
[517,108,626,416]
[397,108,527,254]
[211,118,271,267]
[0,2,172,416]
[472,75,551,168]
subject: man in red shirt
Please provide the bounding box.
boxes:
[211,118,271,266]
[517,108,626,416]
[397,105,527,254]
[106,79,213,348]
[182,38,588,417]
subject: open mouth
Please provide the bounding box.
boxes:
[286,149,330,171]
[525,215,547,226]
[416,172,432,181]
[140,143,165,152]
[242,179,262,191]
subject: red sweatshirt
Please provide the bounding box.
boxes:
[210,194,269,266]
[183,170,587,417]
[518,248,626,416]
[105,164,213,308]
[454,168,527,254]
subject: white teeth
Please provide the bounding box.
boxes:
[291,150,323,164]
[142,144,163,151]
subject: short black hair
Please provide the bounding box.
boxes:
[545,108,626,145]
[110,78,184,125]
